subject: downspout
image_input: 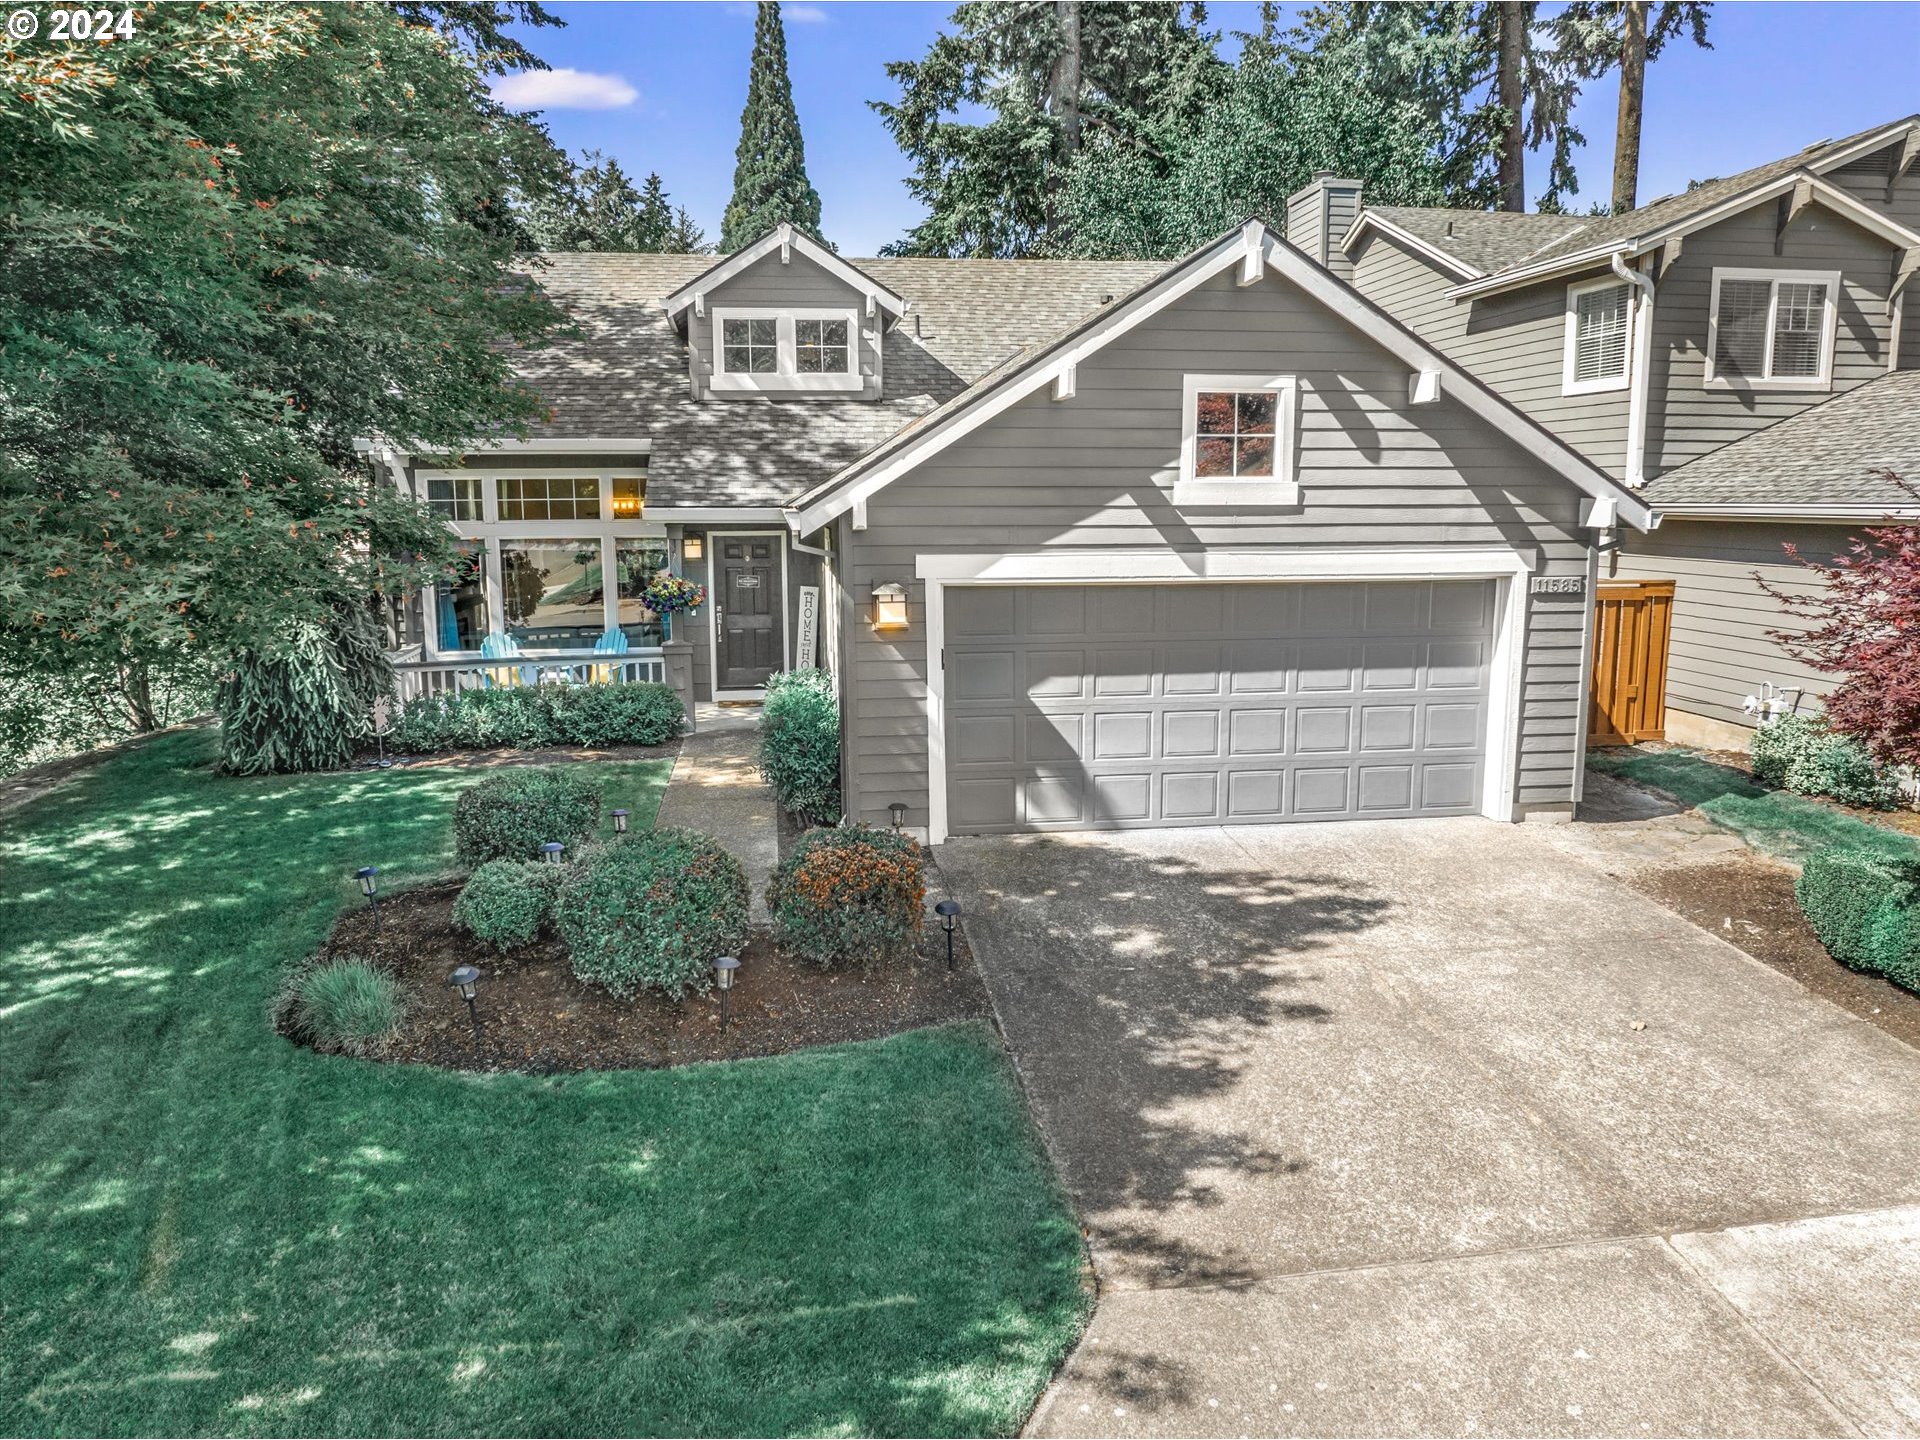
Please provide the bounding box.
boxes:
[1610,250,1655,488]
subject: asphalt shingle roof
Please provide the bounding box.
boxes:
[509,253,1165,509]
[1362,207,1591,274]
[1645,370,1920,510]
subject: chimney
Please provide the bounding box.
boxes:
[1283,172,1365,280]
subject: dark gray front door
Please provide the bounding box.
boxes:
[943,581,1495,834]
[716,535,781,691]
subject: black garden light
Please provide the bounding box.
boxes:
[611,808,630,835]
[713,955,740,1028]
[541,841,565,864]
[935,899,961,972]
[356,866,381,932]
[889,802,907,832]
[448,964,481,1038]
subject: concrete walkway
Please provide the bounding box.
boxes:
[936,819,1920,1438]
[653,703,777,923]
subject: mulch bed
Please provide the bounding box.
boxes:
[305,879,990,1073]
[1627,855,1920,1051]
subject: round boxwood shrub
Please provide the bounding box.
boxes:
[291,958,405,1057]
[453,766,601,868]
[1796,847,1920,990]
[768,824,925,970]
[557,828,750,999]
[453,859,562,952]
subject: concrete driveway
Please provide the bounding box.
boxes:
[936,819,1920,1438]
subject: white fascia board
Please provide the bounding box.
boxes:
[915,546,1538,584]
[1444,168,1920,302]
[789,230,1251,533]
[1339,212,1484,281]
[1256,235,1657,532]
[1803,117,1920,178]
[1652,502,1919,521]
[660,224,907,321]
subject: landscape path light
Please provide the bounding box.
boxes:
[541,842,565,864]
[356,866,381,932]
[713,956,741,1028]
[611,808,630,835]
[935,899,961,972]
[448,964,482,1039]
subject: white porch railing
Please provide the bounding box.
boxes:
[393,650,667,705]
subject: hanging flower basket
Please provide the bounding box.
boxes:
[639,572,707,615]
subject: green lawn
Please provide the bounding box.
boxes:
[1588,747,1917,864]
[0,733,1088,1437]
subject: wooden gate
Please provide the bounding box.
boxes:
[1588,580,1674,745]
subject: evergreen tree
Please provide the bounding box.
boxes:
[721,2,826,251]
[874,2,1225,257]
[1554,0,1712,212]
[636,173,675,250]
[524,157,703,252]
[668,206,715,254]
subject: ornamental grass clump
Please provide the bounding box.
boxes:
[768,824,924,970]
[557,828,750,999]
[452,859,562,952]
[290,958,405,1057]
[452,766,600,868]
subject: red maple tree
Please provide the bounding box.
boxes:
[1762,472,1920,769]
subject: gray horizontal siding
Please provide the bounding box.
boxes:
[839,266,1597,831]
[1611,519,1857,729]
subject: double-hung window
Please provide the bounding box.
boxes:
[1706,268,1840,389]
[712,308,862,392]
[1563,277,1633,395]
[1175,375,1300,507]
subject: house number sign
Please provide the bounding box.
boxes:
[1529,575,1586,596]
[735,573,761,589]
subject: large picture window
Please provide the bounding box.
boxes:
[501,540,607,649]
[1706,268,1840,389]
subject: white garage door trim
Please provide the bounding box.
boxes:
[918,548,1534,844]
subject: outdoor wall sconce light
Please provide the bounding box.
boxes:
[682,534,704,563]
[540,842,565,864]
[871,582,909,631]
[356,866,381,931]
[713,955,740,1027]
[935,899,961,972]
[448,964,481,1038]
[611,808,630,835]
[889,801,907,831]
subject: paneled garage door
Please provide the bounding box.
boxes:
[942,581,1495,834]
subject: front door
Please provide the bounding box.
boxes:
[716,535,782,692]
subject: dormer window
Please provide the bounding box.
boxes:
[711,307,861,393]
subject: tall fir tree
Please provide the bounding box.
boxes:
[721,2,826,251]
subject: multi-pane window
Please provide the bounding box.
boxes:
[795,318,850,373]
[426,474,483,521]
[722,317,779,373]
[1709,270,1836,385]
[496,475,599,521]
[1564,279,1632,393]
[1193,389,1279,478]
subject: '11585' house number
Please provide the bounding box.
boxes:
[1529,575,1586,596]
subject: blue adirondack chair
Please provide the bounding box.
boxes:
[478,632,527,688]
[591,627,630,684]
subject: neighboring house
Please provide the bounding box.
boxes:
[374,221,1655,839]
[1325,113,1920,747]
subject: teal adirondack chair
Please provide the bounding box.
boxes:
[591,628,630,684]
[479,632,527,688]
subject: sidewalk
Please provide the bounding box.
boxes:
[654,703,778,923]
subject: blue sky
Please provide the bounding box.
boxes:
[498,1,1920,255]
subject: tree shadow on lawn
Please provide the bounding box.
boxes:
[1,731,1077,1438]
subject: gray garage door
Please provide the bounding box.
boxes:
[943,581,1495,834]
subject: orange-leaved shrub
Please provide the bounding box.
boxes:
[767,824,924,969]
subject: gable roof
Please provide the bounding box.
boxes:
[787,220,1657,535]
[1344,114,1920,299]
[659,223,909,323]
[505,251,1164,510]
[1644,369,1920,516]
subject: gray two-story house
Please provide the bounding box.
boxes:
[1319,113,1920,748]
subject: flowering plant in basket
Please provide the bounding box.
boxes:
[638,572,706,615]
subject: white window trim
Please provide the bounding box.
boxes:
[1174,373,1301,508]
[711,306,863,393]
[1703,267,1842,391]
[1561,275,1633,396]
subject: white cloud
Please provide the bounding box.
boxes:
[489,68,638,112]
[784,4,830,21]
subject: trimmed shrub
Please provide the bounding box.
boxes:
[453,859,562,952]
[452,766,601,868]
[760,668,841,824]
[768,824,925,970]
[390,681,684,755]
[558,827,750,999]
[1796,848,1920,991]
[1749,714,1815,788]
[291,958,405,1056]
[1751,715,1897,810]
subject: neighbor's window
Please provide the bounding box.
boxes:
[1176,375,1299,506]
[434,542,490,651]
[1708,269,1838,387]
[721,317,779,374]
[1563,278,1632,394]
[501,540,606,648]
[795,318,850,373]
[426,474,483,521]
[496,475,599,521]
[614,539,670,646]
